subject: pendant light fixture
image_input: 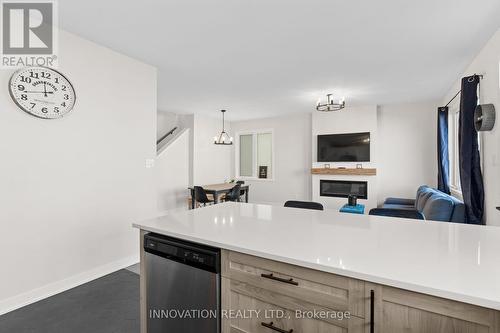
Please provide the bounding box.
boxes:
[213,109,233,145]
[316,93,346,112]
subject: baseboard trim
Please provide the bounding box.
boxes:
[0,255,140,316]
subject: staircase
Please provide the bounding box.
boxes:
[157,126,188,155]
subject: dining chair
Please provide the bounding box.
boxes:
[284,200,324,211]
[236,180,245,197]
[194,186,214,207]
[224,184,242,202]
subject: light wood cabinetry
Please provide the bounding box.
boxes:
[222,250,367,333]
[369,283,500,333]
[222,250,500,333]
[222,250,365,317]
[222,277,365,333]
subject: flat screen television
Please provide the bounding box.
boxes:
[317,132,370,162]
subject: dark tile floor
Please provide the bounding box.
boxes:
[0,269,139,333]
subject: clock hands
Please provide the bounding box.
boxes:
[24,90,54,94]
[24,82,55,96]
[9,67,75,119]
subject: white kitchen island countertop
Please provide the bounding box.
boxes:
[133,202,500,310]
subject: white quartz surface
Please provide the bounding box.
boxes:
[133,202,500,310]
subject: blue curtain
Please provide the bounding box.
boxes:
[459,75,485,224]
[437,107,450,194]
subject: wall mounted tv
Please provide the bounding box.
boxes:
[317,132,370,162]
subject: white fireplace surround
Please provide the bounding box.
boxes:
[311,106,378,211]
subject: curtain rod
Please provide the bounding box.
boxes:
[443,74,484,108]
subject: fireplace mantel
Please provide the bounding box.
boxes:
[311,168,377,176]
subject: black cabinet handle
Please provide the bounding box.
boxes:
[370,289,375,333]
[261,273,299,286]
[261,321,293,333]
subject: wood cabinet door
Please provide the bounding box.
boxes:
[222,250,365,318]
[367,283,500,333]
[222,277,366,333]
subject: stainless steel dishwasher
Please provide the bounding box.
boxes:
[144,233,221,333]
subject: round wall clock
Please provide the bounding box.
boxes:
[9,66,76,119]
[474,104,496,132]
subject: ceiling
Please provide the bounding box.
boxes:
[60,0,500,121]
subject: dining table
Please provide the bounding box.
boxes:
[188,183,250,209]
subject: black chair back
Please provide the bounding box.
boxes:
[194,186,211,204]
[236,180,245,195]
[284,200,324,211]
[225,184,242,202]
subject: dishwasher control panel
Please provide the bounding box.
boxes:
[182,250,213,265]
[144,233,220,273]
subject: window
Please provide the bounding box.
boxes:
[239,134,253,177]
[449,106,461,197]
[448,100,482,199]
[236,130,274,180]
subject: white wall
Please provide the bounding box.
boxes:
[231,113,312,204]
[312,106,379,211]
[228,105,438,210]
[157,111,178,139]
[442,28,500,226]
[156,129,190,212]
[193,115,232,185]
[178,114,195,185]
[0,30,157,314]
[377,102,438,203]
[156,113,230,196]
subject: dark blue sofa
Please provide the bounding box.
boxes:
[370,186,465,223]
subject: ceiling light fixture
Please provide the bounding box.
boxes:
[214,109,233,145]
[316,93,346,112]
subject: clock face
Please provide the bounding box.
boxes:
[9,67,76,119]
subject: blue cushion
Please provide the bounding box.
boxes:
[416,185,430,199]
[448,196,466,223]
[380,185,466,223]
[422,193,454,222]
[416,188,434,212]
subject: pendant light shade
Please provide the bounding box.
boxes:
[214,109,233,145]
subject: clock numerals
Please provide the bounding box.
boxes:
[10,67,76,119]
[20,75,32,83]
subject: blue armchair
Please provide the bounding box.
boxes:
[370,186,465,223]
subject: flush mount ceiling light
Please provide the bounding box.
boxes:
[214,109,233,145]
[316,93,346,112]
